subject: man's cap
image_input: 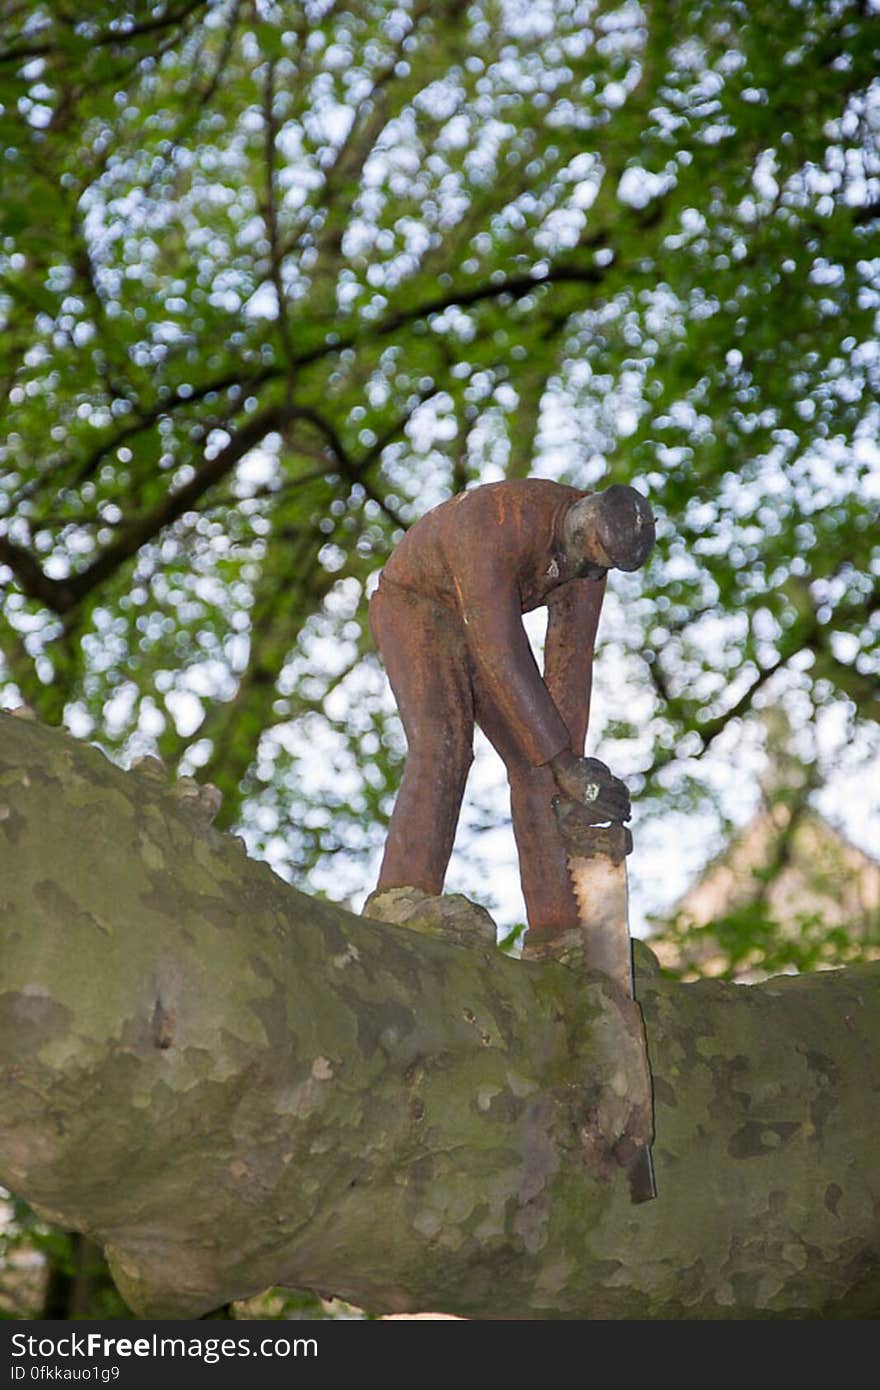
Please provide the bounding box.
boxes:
[592,484,656,571]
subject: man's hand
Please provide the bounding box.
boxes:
[549,750,631,823]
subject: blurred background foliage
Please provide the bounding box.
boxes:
[1,0,878,1318]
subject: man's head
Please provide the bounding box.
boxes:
[563,485,656,579]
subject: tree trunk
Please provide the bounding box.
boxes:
[0,712,877,1319]
[41,1233,128,1320]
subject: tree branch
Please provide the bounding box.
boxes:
[373,262,606,339]
[2,712,879,1319]
[7,249,609,521]
[0,1,211,65]
[1,404,290,614]
[261,57,296,377]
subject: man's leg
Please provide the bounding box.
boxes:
[508,760,581,940]
[472,686,580,940]
[370,582,474,895]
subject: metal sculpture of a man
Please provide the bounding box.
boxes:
[369,477,656,958]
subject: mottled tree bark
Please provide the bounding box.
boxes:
[0,713,878,1319]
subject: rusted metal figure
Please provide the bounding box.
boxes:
[369,478,655,951]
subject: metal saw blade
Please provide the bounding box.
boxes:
[554,803,657,1204]
[566,849,635,995]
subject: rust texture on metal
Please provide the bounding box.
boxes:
[370,478,655,939]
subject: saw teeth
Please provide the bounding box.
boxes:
[565,853,593,928]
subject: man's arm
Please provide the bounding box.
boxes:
[544,576,631,822]
[543,576,605,754]
[459,581,571,766]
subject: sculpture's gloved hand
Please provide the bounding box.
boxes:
[549,750,631,824]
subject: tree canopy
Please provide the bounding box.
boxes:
[1,0,878,922]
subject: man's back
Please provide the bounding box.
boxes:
[380,478,586,615]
